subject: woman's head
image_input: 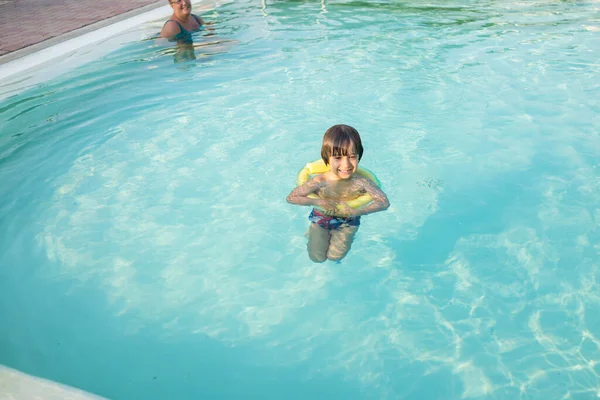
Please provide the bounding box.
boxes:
[321,124,364,166]
[169,0,192,17]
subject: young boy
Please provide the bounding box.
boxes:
[287,124,390,263]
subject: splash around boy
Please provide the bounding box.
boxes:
[286,124,390,263]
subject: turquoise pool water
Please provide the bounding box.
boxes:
[1,0,599,398]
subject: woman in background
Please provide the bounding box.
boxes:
[160,0,205,43]
[159,0,232,63]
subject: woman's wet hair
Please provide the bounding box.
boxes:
[321,124,364,165]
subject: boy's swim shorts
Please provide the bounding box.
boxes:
[308,208,361,230]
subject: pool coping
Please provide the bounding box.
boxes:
[0,0,225,90]
[0,0,166,66]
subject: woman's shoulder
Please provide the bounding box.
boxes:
[192,14,204,25]
[161,19,182,37]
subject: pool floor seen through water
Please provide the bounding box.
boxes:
[0,0,599,399]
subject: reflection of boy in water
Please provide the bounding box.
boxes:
[287,125,390,263]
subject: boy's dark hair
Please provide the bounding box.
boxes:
[321,124,364,165]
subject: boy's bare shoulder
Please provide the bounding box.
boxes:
[309,175,328,186]
[312,174,327,183]
[352,175,371,186]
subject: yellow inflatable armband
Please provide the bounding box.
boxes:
[296,159,381,210]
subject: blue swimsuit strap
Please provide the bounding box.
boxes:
[164,14,202,34]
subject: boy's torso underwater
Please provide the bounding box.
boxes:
[314,176,367,216]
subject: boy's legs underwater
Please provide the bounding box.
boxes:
[327,225,359,261]
[308,223,330,263]
[307,223,359,263]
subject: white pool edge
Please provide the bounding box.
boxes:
[0,5,170,82]
[0,0,229,100]
[0,365,107,399]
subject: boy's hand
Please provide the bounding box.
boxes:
[334,202,357,217]
[318,199,340,215]
[318,200,356,217]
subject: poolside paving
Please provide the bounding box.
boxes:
[0,0,165,61]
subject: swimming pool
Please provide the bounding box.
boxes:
[1,0,599,398]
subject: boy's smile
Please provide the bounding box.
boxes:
[329,153,358,180]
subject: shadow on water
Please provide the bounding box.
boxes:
[392,168,538,269]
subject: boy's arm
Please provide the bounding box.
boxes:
[286,177,325,207]
[350,178,390,217]
[286,177,344,214]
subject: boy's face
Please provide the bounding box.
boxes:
[329,143,359,180]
